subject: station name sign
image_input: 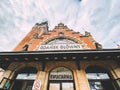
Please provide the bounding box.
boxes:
[49,74,73,80]
[38,44,82,51]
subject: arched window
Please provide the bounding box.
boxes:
[85,66,115,90]
[47,38,77,45]
[12,67,37,90]
[48,67,75,90]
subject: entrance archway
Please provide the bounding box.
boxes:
[12,67,37,90]
[85,66,115,90]
[48,67,75,90]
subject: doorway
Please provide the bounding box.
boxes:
[12,80,34,90]
[11,67,37,90]
[49,81,74,90]
[86,66,116,90]
[48,67,75,90]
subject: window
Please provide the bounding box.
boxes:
[22,44,29,51]
[86,66,115,90]
[11,67,37,90]
[33,33,39,39]
[47,38,77,45]
[48,67,75,90]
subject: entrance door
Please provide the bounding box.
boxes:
[49,82,74,90]
[49,83,60,90]
[11,67,37,90]
[12,80,34,90]
[86,66,116,90]
[48,67,75,90]
[62,82,74,90]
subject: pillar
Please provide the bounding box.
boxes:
[74,69,90,90]
[34,71,48,90]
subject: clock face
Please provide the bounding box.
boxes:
[47,38,77,45]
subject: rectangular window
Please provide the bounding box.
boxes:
[62,83,74,90]
[49,83,60,90]
[16,73,36,80]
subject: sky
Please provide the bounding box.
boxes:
[0,0,120,51]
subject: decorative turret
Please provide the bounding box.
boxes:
[85,31,91,37]
[118,45,120,48]
[33,21,49,34]
[54,23,68,30]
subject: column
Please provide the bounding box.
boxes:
[33,71,48,90]
[112,67,120,89]
[73,69,90,90]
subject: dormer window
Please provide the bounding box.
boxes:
[22,44,29,51]
[58,32,64,37]
[33,33,39,39]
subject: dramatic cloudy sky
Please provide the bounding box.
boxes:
[0,0,120,51]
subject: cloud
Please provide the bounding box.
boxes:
[0,0,120,51]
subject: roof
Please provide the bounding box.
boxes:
[0,49,120,61]
[0,49,120,69]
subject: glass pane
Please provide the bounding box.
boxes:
[25,86,32,90]
[16,73,36,80]
[49,67,73,80]
[47,39,77,45]
[62,83,74,90]
[49,83,60,90]
[116,79,120,87]
[86,73,110,80]
[89,81,103,90]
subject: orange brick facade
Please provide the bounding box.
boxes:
[14,23,97,51]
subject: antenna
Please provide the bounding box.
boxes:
[111,39,119,47]
[81,27,86,32]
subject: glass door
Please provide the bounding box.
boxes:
[49,82,74,90]
[49,83,60,90]
[12,80,34,90]
[48,67,75,90]
[86,66,116,90]
[11,67,37,90]
[62,82,74,90]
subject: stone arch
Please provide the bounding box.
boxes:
[85,65,109,73]
[16,66,38,73]
[49,66,73,73]
[45,61,77,72]
[13,62,40,72]
[83,61,113,71]
[85,65,116,90]
[43,36,79,44]
[41,35,86,45]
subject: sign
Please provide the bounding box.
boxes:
[32,80,41,90]
[38,44,82,51]
[49,74,73,80]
